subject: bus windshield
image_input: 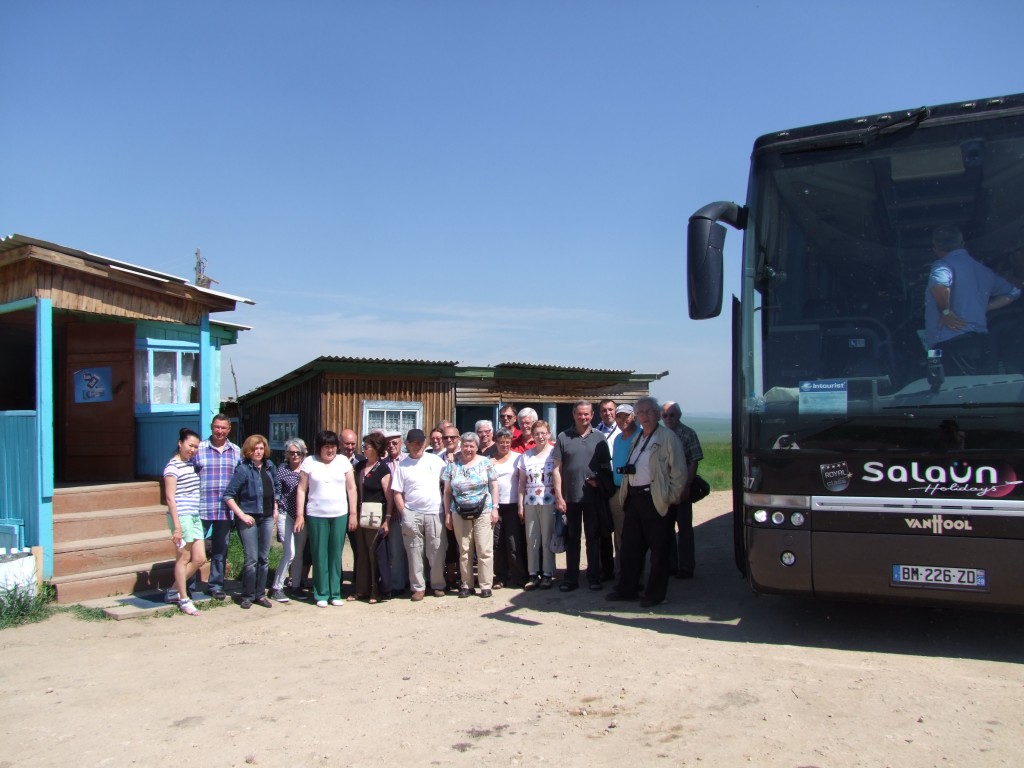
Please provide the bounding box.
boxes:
[742,111,1024,453]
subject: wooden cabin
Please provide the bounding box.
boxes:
[0,235,252,601]
[235,356,666,450]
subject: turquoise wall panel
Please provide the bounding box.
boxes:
[0,411,40,548]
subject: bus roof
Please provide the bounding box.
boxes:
[753,92,1024,155]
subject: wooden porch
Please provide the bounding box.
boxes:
[50,481,204,603]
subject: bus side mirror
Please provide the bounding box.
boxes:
[688,219,726,319]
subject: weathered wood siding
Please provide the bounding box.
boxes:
[236,373,324,446]
[238,373,456,446]
[0,254,202,324]
[320,374,455,436]
[456,382,652,405]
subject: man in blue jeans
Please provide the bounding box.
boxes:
[192,414,241,600]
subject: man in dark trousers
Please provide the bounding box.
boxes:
[552,400,614,591]
[607,397,687,608]
[661,401,702,579]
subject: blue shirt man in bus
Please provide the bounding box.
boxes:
[925,225,1019,375]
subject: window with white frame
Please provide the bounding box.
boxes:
[363,400,422,436]
[269,414,299,450]
[135,342,199,412]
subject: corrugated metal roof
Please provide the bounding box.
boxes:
[494,361,635,375]
[238,355,462,402]
[316,355,460,366]
[0,233,255,306]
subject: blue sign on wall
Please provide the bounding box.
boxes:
[73,367,113,403]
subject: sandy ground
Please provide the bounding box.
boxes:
[2,491,1023,768]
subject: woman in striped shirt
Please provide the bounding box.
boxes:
[163,428,207,616]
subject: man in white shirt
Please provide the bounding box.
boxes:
[595,399,620,439]
[391,429,448,601]
[607,397,687,608]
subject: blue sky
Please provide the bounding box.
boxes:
[3,1,1022,415]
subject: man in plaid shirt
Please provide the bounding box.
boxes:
[192,413,241,599]
[661,401,703,580]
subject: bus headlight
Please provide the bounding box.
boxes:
[771,511,786,525]
[790,512,806,527]
[753,509,768,523]
[780,551,796,567]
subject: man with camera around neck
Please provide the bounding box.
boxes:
[607,396,687,608]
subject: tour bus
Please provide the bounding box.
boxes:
[687,93,1024,610]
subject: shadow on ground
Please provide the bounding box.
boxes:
[496,510,1024,664]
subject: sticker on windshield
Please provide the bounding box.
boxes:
[799,379,847,414]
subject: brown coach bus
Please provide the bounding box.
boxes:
[687,93,1024,610]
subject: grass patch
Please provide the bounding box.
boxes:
[57,603,110,622]
[226,530,284,582]
[698,440,732,494]
[0,581,56,630]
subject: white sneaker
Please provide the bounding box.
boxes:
[316,600,328,608]
[330,598,344,607]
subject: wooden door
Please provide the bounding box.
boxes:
[60,323,135,482]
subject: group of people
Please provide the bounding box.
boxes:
[162,398,704,615]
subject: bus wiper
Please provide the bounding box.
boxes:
[883,401,1024,410]
[870,106,930,138]
[781,106,931,153]
[880,399,1024,411]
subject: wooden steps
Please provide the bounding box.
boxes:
[50,481,208,603]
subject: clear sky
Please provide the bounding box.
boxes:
[3,1,1021,415]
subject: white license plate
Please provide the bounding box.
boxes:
[891,564,987,590]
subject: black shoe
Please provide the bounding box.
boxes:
[539,575,554,590]
[606,591,638,602]
[239,598,252,609]
[558,581,578,592]
[479,589,493,598]
[524,576,541,591]
[640,596,666,608]
[588,581,603,591]
[211,590,227,601]
[458,587,472,598]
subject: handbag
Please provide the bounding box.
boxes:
[456,498,486,519]
[359,501,384,529]
[690,474,711,504]
[549,510,567,553]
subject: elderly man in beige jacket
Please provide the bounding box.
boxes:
[606,396,687,608]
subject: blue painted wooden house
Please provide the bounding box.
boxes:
[0,235,252,601]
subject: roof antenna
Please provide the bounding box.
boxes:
[194,247,219,288]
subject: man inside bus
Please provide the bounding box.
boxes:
[926,224,1019,376]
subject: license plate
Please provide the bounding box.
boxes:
[891,564,987,590]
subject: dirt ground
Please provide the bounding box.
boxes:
[2,491,1023,767]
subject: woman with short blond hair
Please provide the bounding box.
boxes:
[223,434,281,609]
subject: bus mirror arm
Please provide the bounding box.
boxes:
[687,201,747,320]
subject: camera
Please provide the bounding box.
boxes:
[616,464,636,475]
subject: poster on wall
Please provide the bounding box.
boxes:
[73,367,113,403]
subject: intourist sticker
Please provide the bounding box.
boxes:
[799,379,847,414]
